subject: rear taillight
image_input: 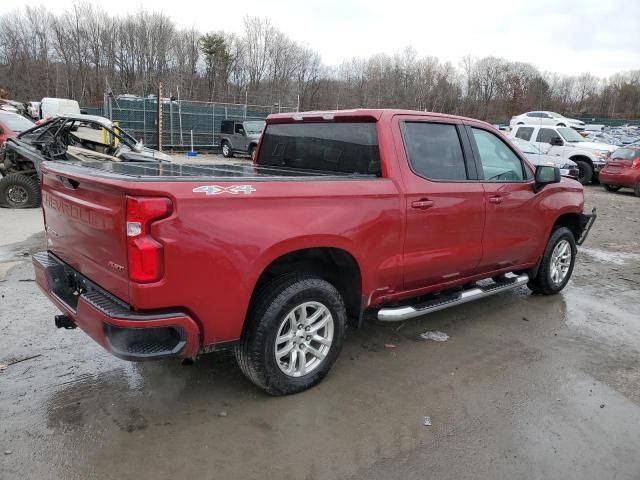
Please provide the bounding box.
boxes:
[633,158,640,169]
[126,196,172,283]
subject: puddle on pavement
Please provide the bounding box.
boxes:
[562,288,640,352]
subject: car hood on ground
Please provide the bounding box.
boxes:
[119,144,173,162]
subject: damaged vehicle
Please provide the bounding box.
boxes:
[0,114,171,208]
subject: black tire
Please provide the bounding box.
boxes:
[221,141,233,158]
[635,183,640,197]
[528,227,576,295]
[604,184,621,192]
[0,174,41,208]
[249,144,256,161]
[575,160,593,185]
[236,274,347,395]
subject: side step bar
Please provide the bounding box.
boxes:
[377,273,529,322]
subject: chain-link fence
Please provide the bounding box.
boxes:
[575,117,640,127]
[86,95,297,151]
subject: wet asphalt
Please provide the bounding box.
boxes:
[0,185,639,480]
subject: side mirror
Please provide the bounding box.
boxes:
[534,165,561,192]
[550,136,564,146]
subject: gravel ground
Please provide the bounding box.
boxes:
[0,185,639,480]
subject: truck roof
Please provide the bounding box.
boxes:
[266,109,493,128]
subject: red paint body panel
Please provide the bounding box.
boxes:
[37,109,586,357]
[599,161,640,188]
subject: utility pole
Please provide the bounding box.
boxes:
[157,82,163,151]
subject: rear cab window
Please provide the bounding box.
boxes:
[257,122,380,175]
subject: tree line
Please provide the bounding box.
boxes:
[1,4,639,121]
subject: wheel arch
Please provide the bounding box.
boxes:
[529,210,581,282]
[249,246,364,328]
[569,154,594,167]
[552,211,582,239]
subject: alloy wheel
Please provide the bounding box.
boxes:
[274,301,334,377]
[550,239,571,285]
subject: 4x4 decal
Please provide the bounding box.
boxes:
[192,185,256,195]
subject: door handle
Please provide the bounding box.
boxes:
[411,199,434,209]
[488,195,503,204]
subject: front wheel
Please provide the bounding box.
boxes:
[575,160,593,185]
[0,174,41,208]
[236,274,346,395]
[249,144,256,161]
[528,227,576,295]
[604,184,621,192]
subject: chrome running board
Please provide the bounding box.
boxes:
[377,273,529,322]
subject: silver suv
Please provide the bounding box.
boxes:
[220,120,265,159]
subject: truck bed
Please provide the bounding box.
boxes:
[48,160,376,181]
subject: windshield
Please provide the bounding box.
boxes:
[558,127,585,143]
[511,137,539,154]
[243,121,266,135]
[0,113,34,132]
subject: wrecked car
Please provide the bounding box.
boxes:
[0,114,171,208]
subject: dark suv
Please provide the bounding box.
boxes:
[219,120,265,159]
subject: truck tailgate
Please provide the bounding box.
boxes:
[41,167,130,303]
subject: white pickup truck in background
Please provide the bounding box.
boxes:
[511,124,616,184]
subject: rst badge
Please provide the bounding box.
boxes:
[192,185,256,195]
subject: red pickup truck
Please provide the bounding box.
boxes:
[33,109,595,395]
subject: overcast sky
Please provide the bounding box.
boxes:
[1,0,638,77]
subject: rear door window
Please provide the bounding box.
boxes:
[401,122,468,181]
[257,122,380,175]
[514,127,534,141]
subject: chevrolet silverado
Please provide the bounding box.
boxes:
[33,109,596,395]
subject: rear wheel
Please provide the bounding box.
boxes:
[575,160,593,185]
[221,141,233,158]
[0,174,41,208]
[604,184,621,192]
[236,274,346,395]
[635,183,640,197]
[528,227,576,295]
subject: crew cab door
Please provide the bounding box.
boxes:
[394,117,485,290]
[465,124,541,271]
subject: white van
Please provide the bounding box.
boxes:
[39,98,80,120]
